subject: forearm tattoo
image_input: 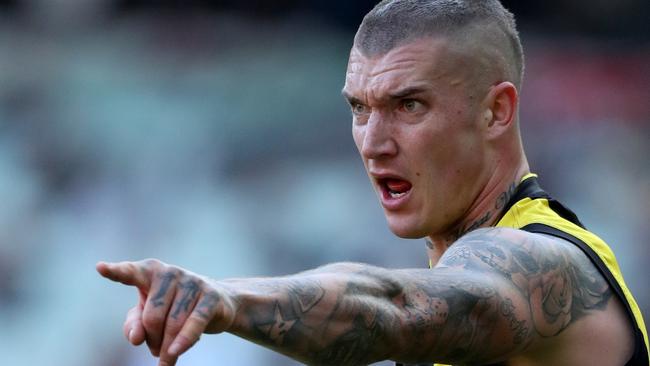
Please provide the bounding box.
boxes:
[229,271,401,365]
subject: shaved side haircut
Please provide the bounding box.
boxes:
[355,0,525,88]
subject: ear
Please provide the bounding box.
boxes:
[481,81,518,139]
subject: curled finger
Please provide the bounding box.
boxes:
[123,304,146,345]
[142,268,180,357]
[166,292,218,357]
[158,278,202,365]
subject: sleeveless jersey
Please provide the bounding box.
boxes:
[399,174,649,366]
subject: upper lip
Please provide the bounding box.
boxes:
[369,170,410,183]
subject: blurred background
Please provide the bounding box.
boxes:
[0,1,648,365]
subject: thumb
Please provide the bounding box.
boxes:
[96,261,151,289]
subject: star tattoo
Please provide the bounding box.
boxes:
[256,302,297,345]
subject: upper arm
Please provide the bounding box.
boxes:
[409,227,611,363]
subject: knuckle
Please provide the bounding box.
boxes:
[142,312,164,330]
[188,314,209,330]
[182,278,201,293]
[168,266,182,277]
[142,258,163,270]
[178,271,194,283]
[195,276,209,288]
[164,321,183,337]
[166,312,185,329]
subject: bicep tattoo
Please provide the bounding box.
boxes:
[441,228,611,338]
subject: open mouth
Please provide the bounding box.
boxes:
[379,178,413,199]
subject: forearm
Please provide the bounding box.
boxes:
[222,263,402,365]
[219,263,521,365]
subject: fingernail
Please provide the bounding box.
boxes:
[168,341,182,356]
[128,328,134,342]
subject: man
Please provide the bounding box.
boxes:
[97,1,649,365]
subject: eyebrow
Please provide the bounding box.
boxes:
[341,90,363,106]
[387,86,429,99]
[341,86,429,105]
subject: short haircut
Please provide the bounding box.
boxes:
[354,0,524,88]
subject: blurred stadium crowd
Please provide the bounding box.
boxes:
[0,1,648,365]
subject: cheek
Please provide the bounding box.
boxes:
[413,120,481,182]
[436,135,484,197]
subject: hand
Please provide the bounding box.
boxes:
[96,259,237,366]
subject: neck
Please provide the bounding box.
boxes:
[426,158,529,264]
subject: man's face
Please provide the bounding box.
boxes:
[343,37,488,239]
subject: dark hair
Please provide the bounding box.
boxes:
[354,0,524,87]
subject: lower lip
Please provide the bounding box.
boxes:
[380,186,412,210]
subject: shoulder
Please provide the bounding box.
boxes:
[440,227,600,280]
[438,227,613,335]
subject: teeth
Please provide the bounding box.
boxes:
[389,191,406,198]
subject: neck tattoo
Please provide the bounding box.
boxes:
[424,181,518,249]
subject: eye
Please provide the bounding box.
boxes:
[401,99,423,113]
[351,103,369,115]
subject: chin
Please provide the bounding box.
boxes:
[386,218,428,239]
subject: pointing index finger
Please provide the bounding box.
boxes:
[96,261,151,289]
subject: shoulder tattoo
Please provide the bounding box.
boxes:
[441,228,612,337]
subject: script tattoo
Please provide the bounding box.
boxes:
[171,280,200,319]
[500,298,529,345]
[445,181,516,244]
[495,182,517,210]
[196,292,220,321]
[152,272,177,307]
[447,210,493,244]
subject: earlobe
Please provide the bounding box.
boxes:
[485,82,518,137]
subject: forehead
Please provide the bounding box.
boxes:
[343,37,464,98]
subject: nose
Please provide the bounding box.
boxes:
[359,111,398,160]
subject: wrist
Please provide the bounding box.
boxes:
[202,279,240,334]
